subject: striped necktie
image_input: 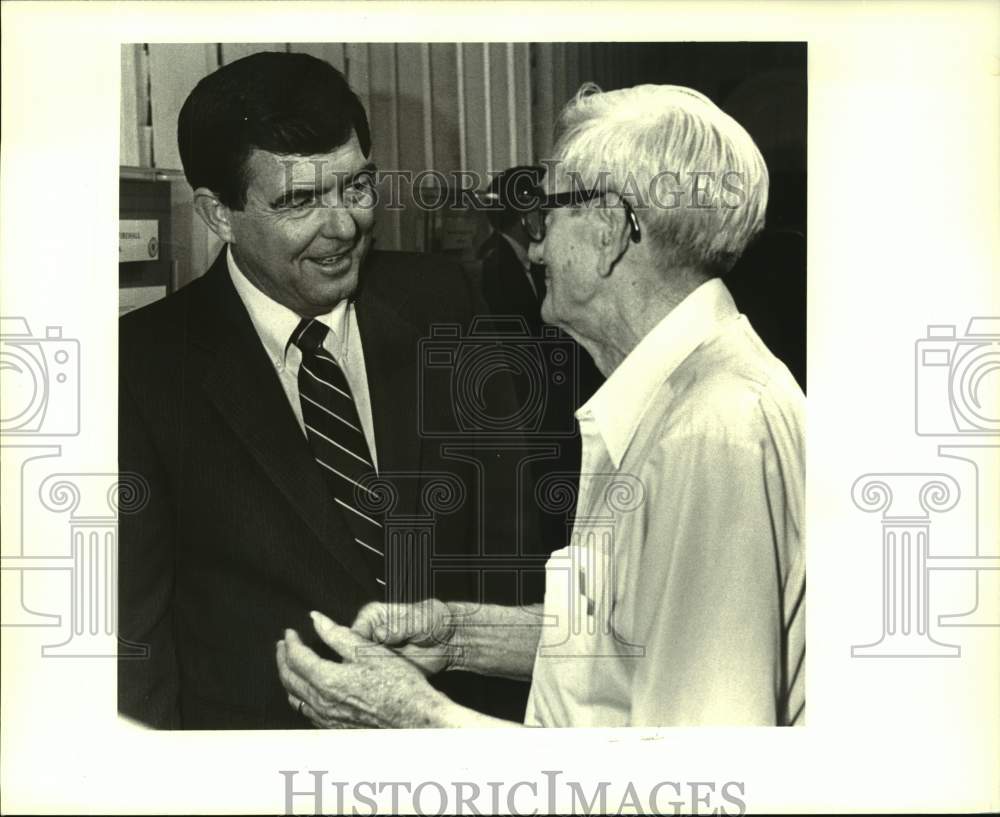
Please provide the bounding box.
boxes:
[291,318,385,591]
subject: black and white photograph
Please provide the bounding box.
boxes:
[1,2,997,815]
[116,40,806,732]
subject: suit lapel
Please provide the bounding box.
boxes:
[499,239,541,314]
[189,252,378,591]
[354,254,424,521]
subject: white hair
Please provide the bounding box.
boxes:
[551,83,769,275]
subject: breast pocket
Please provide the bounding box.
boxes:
[536,535,638,658]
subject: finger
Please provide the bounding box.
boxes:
[286,693,304,716]
[288,693,360,730]
[353,603,427,646]
[277,642,305,701]
[277,639,308,696]
[383,603,421,642]
[280,631,343,708]
[286,693,319,727]
[310,610,382,663]
[279,652,325,710]
[350,602,389,642]
[389,600,450,647]
[276,639,291,693]
[276,639,291,679]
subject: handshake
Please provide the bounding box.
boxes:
[276,601,462,730]
[276,600,538,729]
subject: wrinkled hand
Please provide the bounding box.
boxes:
[350,599,461,676]
[277,611,450,729]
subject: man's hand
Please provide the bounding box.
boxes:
[276,610,452,729]
[350,599,461,676]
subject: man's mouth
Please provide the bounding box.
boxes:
[307,251,352,271]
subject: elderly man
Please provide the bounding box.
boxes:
[277,83,805,727]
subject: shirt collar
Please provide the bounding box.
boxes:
[576,277,740,469]
[227,245,350,366]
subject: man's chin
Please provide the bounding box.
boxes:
[540,298,558,329]
[295,272,359,316]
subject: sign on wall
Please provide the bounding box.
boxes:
[119,219,159,263]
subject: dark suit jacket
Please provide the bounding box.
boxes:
[119,248,534,729]
[479,232,542,335]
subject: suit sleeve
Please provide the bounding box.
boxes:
[118,375,181,728]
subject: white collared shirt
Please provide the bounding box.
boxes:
[524,278,805,726]
[227,246,378,469]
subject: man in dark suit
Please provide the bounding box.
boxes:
[477,166,548,335]
[119,51,530,729]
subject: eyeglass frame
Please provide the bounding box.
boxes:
[518,186,642,244]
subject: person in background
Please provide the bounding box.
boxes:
[477,165,549,334]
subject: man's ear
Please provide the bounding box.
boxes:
[193,188,236,244]
[594,202,632,277]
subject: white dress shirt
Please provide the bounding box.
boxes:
[524,278,805,726]
[227,246,379,469]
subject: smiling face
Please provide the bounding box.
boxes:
[224,134,376,316]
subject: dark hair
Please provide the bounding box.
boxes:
[178,51,372,209]
[485,165,545,231]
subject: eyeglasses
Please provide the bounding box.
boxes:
[519,187,641,244]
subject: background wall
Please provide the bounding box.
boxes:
[122,41,541,280]
[120,40,805,259]
[120,41,807,385]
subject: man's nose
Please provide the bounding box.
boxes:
[527,237,545,266]
[318,201,358,240]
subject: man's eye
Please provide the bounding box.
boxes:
[272,189,320,211]
[349,177,374,193]
[346,177,377,205]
